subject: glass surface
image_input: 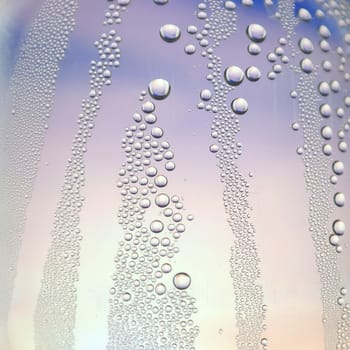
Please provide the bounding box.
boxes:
[0,1,350,349]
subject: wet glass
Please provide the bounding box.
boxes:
[0,1,350,349]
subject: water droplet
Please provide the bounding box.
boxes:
[209,144,219,153]
[322,144,332,156]
[329,234,340,246]
[153,0,169,5]
[200,89,212,101]
[151,127,164,138]
[246,24,267,43]
[173,272,191,290]
[155,283,166,295]
[299,38,314,54]
[319,104,332,118]
[155,193,170,207]
[319,25,331,38]
[248,43,261,55]
[184,44,196,55]
[154,175,168,187]
[142,101,155,113]
[122,292,132,302]
[333,161,344,175]
[300,58,314,73]
[148,79,171,100]
[150,220,164,233]
[298,8,312,22]
[160,24,181,43]
[334,192,345,207]
[321,126,332,140]
[224,66,244,86]
[333,220,346,235]
[231,98,248,114]
[161,263,172,273]
[224,1,236,10]
[145,113,157,124]
[245,66,261,81]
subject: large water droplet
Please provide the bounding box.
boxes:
[173,272,191,290]
[148,79,171,100]
[246,24,267,43]
[334,192,345,207]
[160,24,181,43]
[333,220,346,235]
[231,98,248,114]
[224,66,244,86]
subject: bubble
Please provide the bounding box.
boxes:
[300,58,314,73]
[333,161,344,175]
[231,98,248,114]
[224,66,244,86]
[321,126,332,140]
[122,292,132,302]
[184,44,196,55]
[142,101,155,113]
[148,79,171,100]
[319,104,332,118]
[155,283,166,295]
[298,38,314,54]
[200,89,212,101]
[245,66,261,81]
[150,220,164,233]
[154,0,169,4]
[246,24,267,43]
[333,220,345,235]
[154,175,168,187]
[298,8,312,21]
[329,234,340,246]
[322,60,332,72]
[173,272,191,290]
[248,43,261,55]
[155,193,170,207]
[334,192,345,207]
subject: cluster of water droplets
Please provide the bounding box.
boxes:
[34,1,129,349]
[160,1,270,349]
[277,0,350,349]
[107,78,199,350]
[0,0,78,344]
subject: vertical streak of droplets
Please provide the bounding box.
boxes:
[195,1,267,349]
[278,1,350,348]
[0,0,78,344]
[34,1,131,349]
